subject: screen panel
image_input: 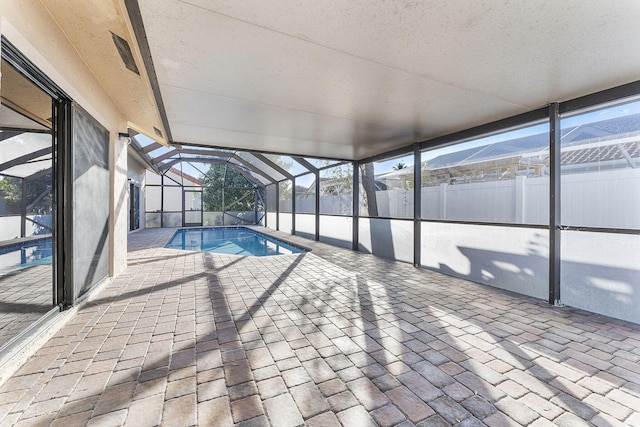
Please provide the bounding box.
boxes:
[421,123,549,225]
[72,107,110,297]
[560,99,640,229]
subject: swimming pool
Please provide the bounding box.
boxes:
[0,238,53,270]
[165,227,307,256]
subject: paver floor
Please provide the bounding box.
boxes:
[0,263,54,346]
[0,227,639,426]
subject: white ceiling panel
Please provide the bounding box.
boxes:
[169,122,361,160]
[136,0,640,160]
[180,0,640,104]
[162,86,416,148]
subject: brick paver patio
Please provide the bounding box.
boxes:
[0,263,53,346]
[0,227,639,426]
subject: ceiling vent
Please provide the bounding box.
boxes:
[153,127,163,138]
[111,31,140,75]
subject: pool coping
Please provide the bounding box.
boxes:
[0,235,52,254]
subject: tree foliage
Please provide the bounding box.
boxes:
[201,164,255,212]
[392,161,407,170]
[321,163,352,196]
[0,176,52,215]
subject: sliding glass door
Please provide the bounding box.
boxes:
[0,58,56,348]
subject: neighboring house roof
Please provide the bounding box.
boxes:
[427,113,640,170]
[167,167,204,186]
[561,140,639,167]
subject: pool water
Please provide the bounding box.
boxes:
[165,227,307,256]
[0,238,53,270]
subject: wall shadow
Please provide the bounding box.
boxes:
[437,243,639,323]
[438,247,548,299]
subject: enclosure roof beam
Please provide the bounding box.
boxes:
[141,141,163,154]
[179,148,235,158]
[157,158,180,171]
[291,156,318,174]
[24,168,52,181]
[229,155,278,184]
[151,149,179,164]
[130,136,161,173]
[0,130,24,142]
[157,156,276,185]
[226,163,263,188]
[0,147,51,173]
[0,127,49,135]
[249,152,294,180]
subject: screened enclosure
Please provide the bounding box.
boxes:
[127,87,640,325]
[134,139,269,227]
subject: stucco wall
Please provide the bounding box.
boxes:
[1,2,129,279]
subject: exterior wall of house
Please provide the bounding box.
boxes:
[1,2,129,278]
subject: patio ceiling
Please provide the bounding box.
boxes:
[29,1,640,163]
[129,0,640,160]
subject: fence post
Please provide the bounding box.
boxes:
[439,183,447,219]
[515,175,526,223]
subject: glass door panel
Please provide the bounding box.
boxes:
[0,58,56,349]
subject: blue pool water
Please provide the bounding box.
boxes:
[0,238,53,270]
[165,227,307,256]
